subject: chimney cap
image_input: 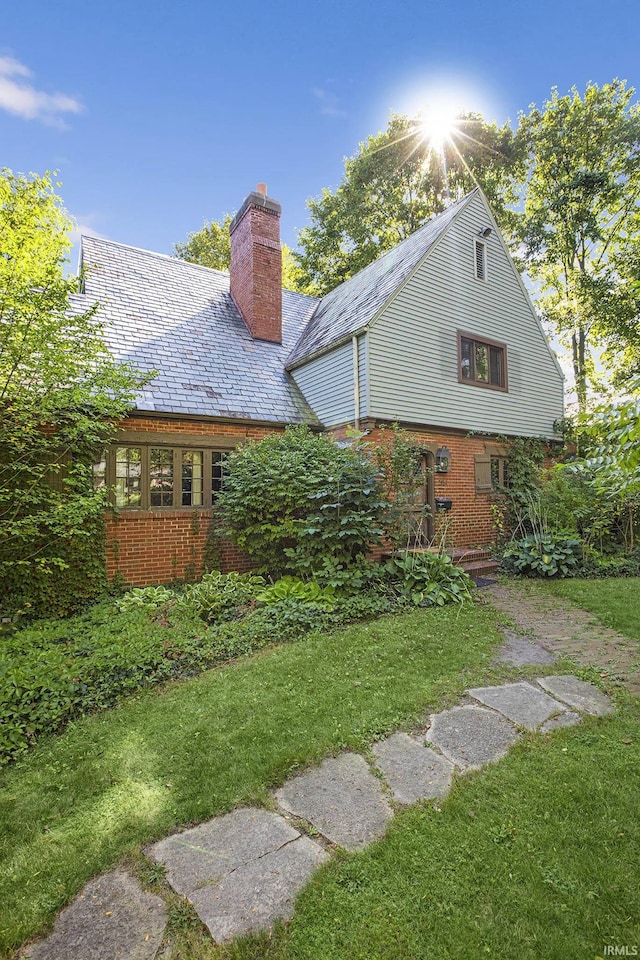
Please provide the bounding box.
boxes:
[256,182,268,196]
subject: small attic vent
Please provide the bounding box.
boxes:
[474,238,487,281]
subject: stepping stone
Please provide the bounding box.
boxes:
[148,808,298,896]
[372,733,454,804]
[148,807,328,944]
[540,711,582,733]
[275,753,393,850]
[537,675,613,716]
[495,632,557,666]
[468,682,567,730]
[425,705,519,771]
[189,835,328,943]
[20,869,166,960]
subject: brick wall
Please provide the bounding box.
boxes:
[105,416,505,586]
[105,416,282,586]
[365,424,502,551]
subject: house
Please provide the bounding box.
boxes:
[74,184,564,586]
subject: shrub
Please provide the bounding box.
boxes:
[176,571,266,623]
[384,552,475,606]
[216,426,387,578]
[502,534,582,577]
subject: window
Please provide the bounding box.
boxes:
[490,456,510,489]
[474,238,487,280]
[475,451,510,493]
[115,446,142,507]
[182,451,203,506]
[97,443,228,509]
[211,451,225,500]
[458,333,507,391]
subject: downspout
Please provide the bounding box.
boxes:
[352,334,360,429]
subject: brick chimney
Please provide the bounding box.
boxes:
[229,183,282,343]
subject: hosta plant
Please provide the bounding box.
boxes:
[384,551,474,606]
[257,577,336,609]
[502,534,582,578]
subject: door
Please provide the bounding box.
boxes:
[408,452,435,546]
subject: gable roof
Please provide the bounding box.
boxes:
[73,236,320,424]
[286,191,475,368]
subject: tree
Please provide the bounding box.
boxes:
[294,112,522,296]
[516,81,640,409]
[0,170,147,616]
[174,215,307,292]
[174,213,232,271]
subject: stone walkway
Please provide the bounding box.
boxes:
[486,581,640,695]
[21,670,613,957]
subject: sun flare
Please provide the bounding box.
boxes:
[418,96,462,152]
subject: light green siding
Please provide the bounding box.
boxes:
[368,191,564,437]
[290,340,355,427]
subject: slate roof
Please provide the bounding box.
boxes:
[286,191,475,368]
[72,236,320,424]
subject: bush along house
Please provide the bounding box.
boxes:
[74,184,564,585]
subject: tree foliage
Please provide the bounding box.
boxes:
[516,80,640,407]
[173,214,305,291]
[294,112,522,295]
[0,169,147,617]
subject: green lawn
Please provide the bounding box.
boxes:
[538,577,640,640]
[0,603,502,956]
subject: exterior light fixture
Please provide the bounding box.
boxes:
[435,446,451,473]
[478,227,492,238]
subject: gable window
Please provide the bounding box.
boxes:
[98,443,228,509]
[474,238,487,281]
[458,332,507,391]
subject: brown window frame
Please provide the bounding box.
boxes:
[99,442,229,510]
[457,330,508,393]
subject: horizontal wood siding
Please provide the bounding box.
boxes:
[291,340,355,427]
[358,334,369,419]
[368,192,564,438]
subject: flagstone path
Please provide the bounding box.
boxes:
[21,670,613,958]
[486,581,640,694]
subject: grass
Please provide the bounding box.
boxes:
[536,577,640,640]
[0,602,503,956]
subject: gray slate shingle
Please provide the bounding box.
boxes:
[72,237,320,424]
[285,192,475,368]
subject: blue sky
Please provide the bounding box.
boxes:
[2,0,639,261]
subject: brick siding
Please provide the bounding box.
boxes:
[105,416,282,586]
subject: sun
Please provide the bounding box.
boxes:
[418,96,462,153]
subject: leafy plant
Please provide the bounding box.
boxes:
[384,551,475,606]
[176,571,265,623]
[501,534,582,577]
[216,426,387,578]
[115,586,176,613]
[257,577,336,609]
